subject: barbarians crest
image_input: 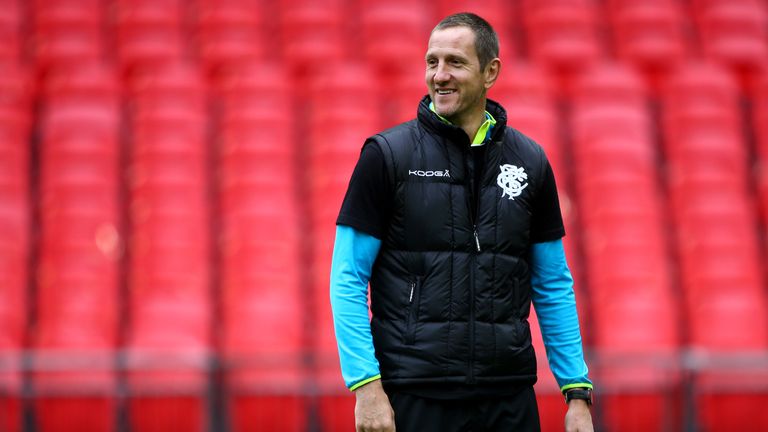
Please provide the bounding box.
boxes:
[497,164,528,200]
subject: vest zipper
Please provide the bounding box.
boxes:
[468,255,476,384]
[465,147,480,385]
[405,277,420,345]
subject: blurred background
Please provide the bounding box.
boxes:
[0,0,767,430]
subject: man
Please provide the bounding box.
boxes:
[330,13,593,432]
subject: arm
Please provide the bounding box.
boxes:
[330,224,382,390]
[530,239,593,432]
[330,225,395,432]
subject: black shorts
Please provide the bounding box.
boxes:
[388,386,541,432]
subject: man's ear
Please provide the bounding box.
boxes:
[484,58,501,90]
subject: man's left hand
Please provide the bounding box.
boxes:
[564,399,593,432]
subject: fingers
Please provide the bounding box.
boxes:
[356,414,396,432]
[355,411,395,431]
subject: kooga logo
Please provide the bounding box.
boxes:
[409,169,450,178]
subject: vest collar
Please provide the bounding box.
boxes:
[428,102,497,146]
[417,95,508,146]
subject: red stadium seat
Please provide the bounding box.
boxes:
[697,392,768,432]
[0,392,22,432]
[280,4,345,73]
[228,394,307,432]
[491,62,556,108]
[35,396,116,432]
[194,0,264,70]
[212,61,291,104]
[593,288,679,351]
[753,76,768,224]
[386,62,429,126]
[688,291,768,350]
[571,108,655,159]
[128,396,207,432]
[0,197,25,432]
[31,0,105,68]
[0,0,23,62]
[317,393,356,432]
[43,61,120,104]
[128,60,206,95]
[695,352,768,432]
[610,1,689,69]
[307,62,379,115]
[571,63,648,109]
[698,2,768,71]
[523,0,603,70]
[116,27,187,72]
[360,4,429,74]
[599,391,683,432]
[125,303,210,432]
[585,244,671,300]
[221,291,303,379]
[661,62,740,111]
[0,63,34,113]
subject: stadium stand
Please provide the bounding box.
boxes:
[124,61,212,432]
[0,61,30,432]
[570,63,682,431]
[33,59,121,432]
[215,61,307,432]
[2,0,767,430]
[608,0,691,71]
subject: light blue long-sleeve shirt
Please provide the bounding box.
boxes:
[330,224,592,392]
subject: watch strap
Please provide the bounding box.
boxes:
[565,388,593,405]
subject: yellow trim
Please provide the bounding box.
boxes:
[428,102,496,146]
[349,374,382,391]
[560,383,594,394]
[471,115,496,146]
[429,102,452,125]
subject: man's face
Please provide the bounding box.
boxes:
[425,26,490,125]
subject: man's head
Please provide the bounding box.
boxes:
[425,13,501,126]
[433,13,499,71]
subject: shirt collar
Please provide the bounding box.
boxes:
[429,102,497,146]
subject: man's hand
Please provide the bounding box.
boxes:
[354,379,396,432]
[565,399,593,432]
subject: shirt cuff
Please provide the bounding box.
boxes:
[561,383,594,393]
[349,374,382,391]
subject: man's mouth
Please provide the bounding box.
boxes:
[436,89,455,95]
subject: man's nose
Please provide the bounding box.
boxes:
[433,63,450,83]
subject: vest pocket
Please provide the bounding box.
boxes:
[404,277,422,345]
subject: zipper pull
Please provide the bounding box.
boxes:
[409,282,415,303]
[473,227,481,252]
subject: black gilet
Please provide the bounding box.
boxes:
[367,96,552,390]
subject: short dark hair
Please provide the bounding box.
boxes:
[433,13,499,70]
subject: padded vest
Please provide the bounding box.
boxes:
[368,96,551,389]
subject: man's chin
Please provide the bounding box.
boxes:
[434,105,456,119]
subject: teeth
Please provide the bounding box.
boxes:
[437,90,453,95]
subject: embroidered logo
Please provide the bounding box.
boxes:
[409,169,450,178]
[497,164,528,200]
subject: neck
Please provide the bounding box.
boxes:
[451,107,487,144]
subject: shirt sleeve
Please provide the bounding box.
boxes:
[530,239,593,393]
[329,224,383,390]
[530,159,566,243]
[336,142,393,240]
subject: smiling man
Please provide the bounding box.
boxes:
[330,13,594,432]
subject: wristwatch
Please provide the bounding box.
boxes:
[564,388,593,406]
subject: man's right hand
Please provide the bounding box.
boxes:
[354,379,396,432]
